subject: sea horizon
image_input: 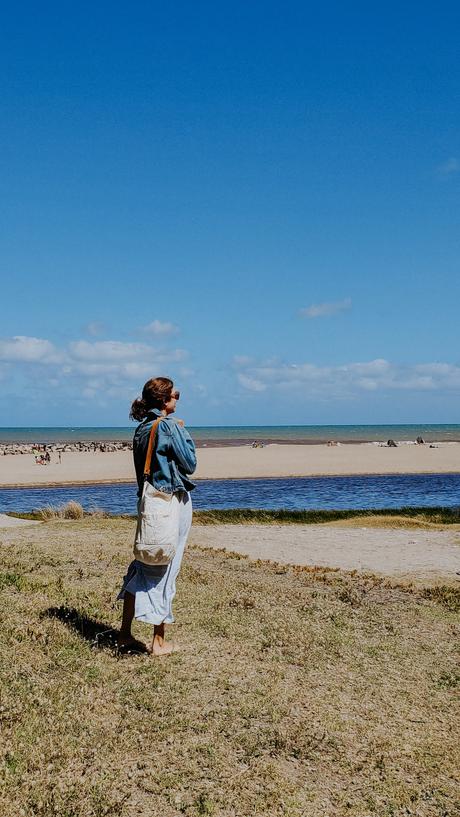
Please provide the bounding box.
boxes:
[1,423,460,445]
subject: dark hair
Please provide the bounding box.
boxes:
[130,377,174,421]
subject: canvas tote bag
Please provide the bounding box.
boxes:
[133,416,180,565]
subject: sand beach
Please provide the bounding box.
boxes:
[0,441,459,487]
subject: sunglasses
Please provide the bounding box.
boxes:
[171,390,180,400]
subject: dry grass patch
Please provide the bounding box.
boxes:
[0,517,459,817]
[324,514,460,531]
[37,501,85,521]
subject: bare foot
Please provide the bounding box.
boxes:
[117,635,152,655]
[151,638,175,657]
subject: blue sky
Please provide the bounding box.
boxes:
[1,1,459,426]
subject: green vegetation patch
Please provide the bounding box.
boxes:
[8,505,460,527]
[0,571,25,592]
[422,584,460,612]
[192,506,460,525]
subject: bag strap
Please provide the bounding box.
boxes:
[143,416,164,479]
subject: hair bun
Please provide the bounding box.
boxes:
[129,397,148,421]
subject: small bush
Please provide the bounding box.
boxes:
[36,502,85,521]
[63,501,84,519]
[37,505,59,521]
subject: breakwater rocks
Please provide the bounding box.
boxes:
[1,442,133,456]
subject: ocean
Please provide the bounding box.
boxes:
[1,424,459,445]
[1,473,459,515]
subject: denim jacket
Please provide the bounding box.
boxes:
[133,409,197,496]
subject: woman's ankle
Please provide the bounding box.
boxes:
[153,624,166,644]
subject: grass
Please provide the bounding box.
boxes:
[7,505,460,528]
[0,516,459,816]
[192,506,460,527]
[422,584,460,612]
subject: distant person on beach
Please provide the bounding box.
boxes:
[117,377,197,656]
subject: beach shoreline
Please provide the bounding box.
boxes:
[0,442,459,488]
[2,423,460,448]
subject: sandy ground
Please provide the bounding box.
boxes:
[0,513,39,528]
[0,511,458,579]
[190,523,460,581]
[0,442,459,487]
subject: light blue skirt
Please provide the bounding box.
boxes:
[117,491,192,625]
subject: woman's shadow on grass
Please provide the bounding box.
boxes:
[42,606,118,651]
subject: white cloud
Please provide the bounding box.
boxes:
[232,355,253,368]
[437,157,459,176]
[237,373,267,392]
[300,297,352,319]
[0,334,190,406]
[84,321,105,337]
[67,345,187,381]
[70,340,154,362]
[142,320,179,337]
[414,362,460,388]
[343,358,391,376]
[0,336,60,363]
[234,356,460,397]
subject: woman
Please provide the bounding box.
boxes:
[117,377,197,656]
